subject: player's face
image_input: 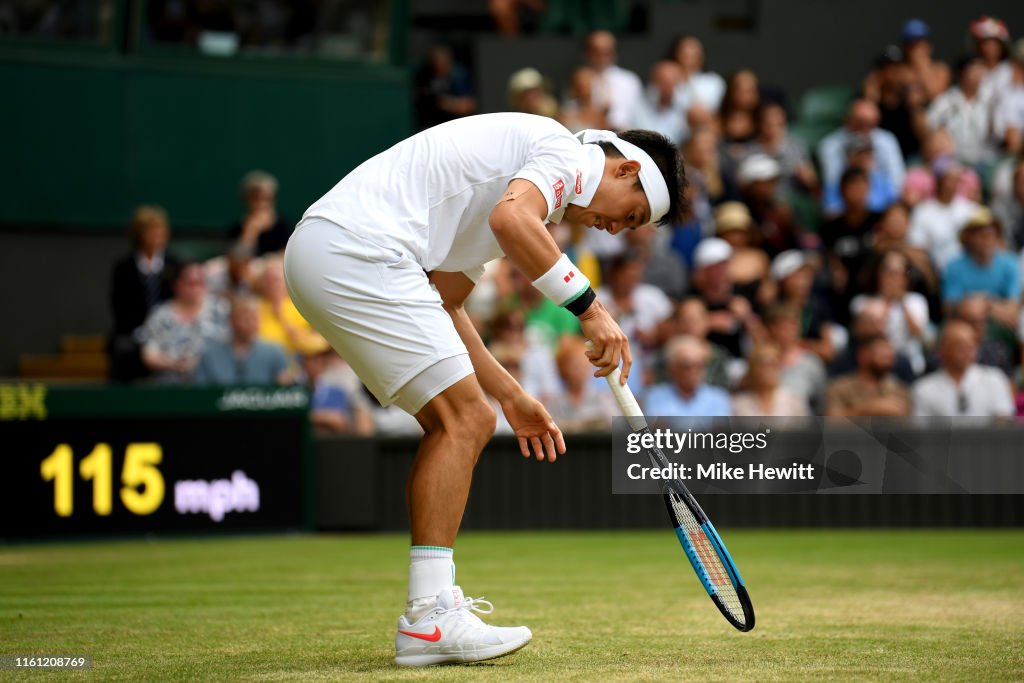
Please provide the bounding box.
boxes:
[577,177,652,235]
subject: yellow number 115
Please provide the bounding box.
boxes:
[40,443,165,517]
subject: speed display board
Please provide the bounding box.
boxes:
[0,385,310,539]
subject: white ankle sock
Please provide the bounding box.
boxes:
[407,546,454,618]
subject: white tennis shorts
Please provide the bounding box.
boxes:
[283,217,474,415]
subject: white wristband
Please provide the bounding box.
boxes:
[531,253,591,307]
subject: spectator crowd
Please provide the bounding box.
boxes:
[110,15,1024,434]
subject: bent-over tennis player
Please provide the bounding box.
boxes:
[283,113,685,666]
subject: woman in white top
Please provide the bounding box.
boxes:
[851,250,931,374]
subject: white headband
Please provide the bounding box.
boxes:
[576,129,671,224]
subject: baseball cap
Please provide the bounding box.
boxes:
[714,202,753,234]
[771,250,812,281]
[969,16,1009,42]
[693,237,733,268]
[737,154,781,185]
[507,67,546,95]
[901,19,930,43]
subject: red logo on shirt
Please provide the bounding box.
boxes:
[553,179,565,209]
[575,169,582,195]
[564,271,575,283]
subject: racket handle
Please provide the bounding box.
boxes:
[586,340,649,432]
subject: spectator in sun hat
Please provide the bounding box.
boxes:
[971,15,1013,107]
[908,157,980,270]
[943,206,1021,331]
[714,201,772,307]
[737,153,803,256]
[927,56,999,167]
[507,67,559,118]
[900,19,951,102]
[993,38,1024,156]
[863,44,928,160]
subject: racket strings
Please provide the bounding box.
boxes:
[669,491,746,624]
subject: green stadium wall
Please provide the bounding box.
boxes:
[0,53,411,233]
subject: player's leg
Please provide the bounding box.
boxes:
[283,218,531,666]
[387,350,531,666]
[407,374,495,549]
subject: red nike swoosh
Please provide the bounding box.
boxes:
[399,626,441,642]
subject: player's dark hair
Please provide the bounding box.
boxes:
[597,130,688,226]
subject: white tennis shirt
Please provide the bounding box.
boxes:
[302,113,604,281]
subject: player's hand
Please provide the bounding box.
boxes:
[579,299,631,384]
[500,391,566,462]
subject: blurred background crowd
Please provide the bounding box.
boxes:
[6,3,1024,434]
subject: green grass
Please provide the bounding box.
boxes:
[1,530,1022,681]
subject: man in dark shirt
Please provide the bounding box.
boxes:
[414,44,477,131]
[227,170,292,256]
[821,167,883,324]
[109,205,180,381]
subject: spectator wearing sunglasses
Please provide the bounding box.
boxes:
[911,320,1014,418]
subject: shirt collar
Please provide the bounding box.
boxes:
[136,251,164,274]
[569,143,606,210]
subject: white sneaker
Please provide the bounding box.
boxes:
[394,586,532,666]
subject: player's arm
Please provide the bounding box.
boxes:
[489,179,632,382]
[429,270,565,461]
[428,270,520,402]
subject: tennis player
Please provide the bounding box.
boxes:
[283,112,684,666]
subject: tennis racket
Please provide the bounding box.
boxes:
[602,364,755,632]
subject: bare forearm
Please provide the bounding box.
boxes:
[447,303,521,401]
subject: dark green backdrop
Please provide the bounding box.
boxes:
[0,52,411,233]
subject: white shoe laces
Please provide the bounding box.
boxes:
[461,596,494,616]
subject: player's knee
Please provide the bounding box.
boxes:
[444,398,496,449]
